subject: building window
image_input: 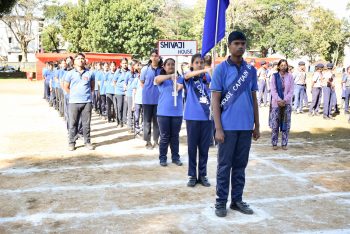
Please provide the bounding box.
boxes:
[18,55,22,62]
[9,37,12,44]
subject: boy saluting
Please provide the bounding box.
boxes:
[211,31,260,217]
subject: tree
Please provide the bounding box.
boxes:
[58,0,160,57]
[0,0,17,17]
[0,0,44,62]
[41,25,61,52]
[300,7,350,64]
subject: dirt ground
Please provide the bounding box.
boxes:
[0,79,349,233]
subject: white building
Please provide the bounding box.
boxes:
[0,17,43,63]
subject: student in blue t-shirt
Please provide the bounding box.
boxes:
[58,59,69,125]
[140,49,163,149]
[92,62,102,113]
[52,62,62,112]
[183,54,212,187]
[55,59,67,117]
[42,63,48,100]
[211,31,260,217]
[131,61,143,134]
[125,59,140,133]
[115,58,131,128]
[125,59,139,132]
[105,61,118,123]
[99,62,109,118]
[64,53,95,151]
[154,58,184,167]
[44,62,55,105]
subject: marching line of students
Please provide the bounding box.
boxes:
[42,30,350,218]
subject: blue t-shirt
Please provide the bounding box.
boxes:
[115,69,131,95]
[184,73,211,121]
[125,73,137,97]
[105,71,116,94]
[65,69,94,104]
[58,69,68,92]
[99,71,109,95]
[140,65,161,104]
[44,69,55,83]
[157,76,184,117]
[210,58,258,130]
[42,68,48,81]
[92,70,101,91]
[131,78,143,104]
[52,69,60,89]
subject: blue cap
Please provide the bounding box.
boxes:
[326,63,334,69]
[298,61,305,66]
[316,63,324,69]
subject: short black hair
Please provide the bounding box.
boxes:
[228,31,246,44]
[74,52,85,59]
[204,55,212,66]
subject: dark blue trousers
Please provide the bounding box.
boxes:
[93,90,99,112]
[157,116,182,163]
[258,79,267,106]
[323,86,332,117]
[309,87,322,113]
[134,104,142,130]
[186,120,212,177]
[344,87,350,112]
[44,81,50,102]
[68,103,92,145]
[216,130,252,204]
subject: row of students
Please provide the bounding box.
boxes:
[43,32,350,221]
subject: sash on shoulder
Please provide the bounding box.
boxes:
[192,75,210,119]
[220,62,252,111]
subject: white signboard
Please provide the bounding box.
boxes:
[158,40,197,56]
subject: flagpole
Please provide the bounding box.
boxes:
[213,0,220,69]
[174,56,178,107]
[209,0,220,121]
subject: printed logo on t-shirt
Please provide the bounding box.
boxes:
[82,75,89,81]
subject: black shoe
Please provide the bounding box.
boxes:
[68,143,75,151]
[172,160,183,166]
[215,203,227,217]
[230,201,254,215]
[187,176,197,187]
[146,141,153,150]
[85,143,95,150]
[160,161,167,167]
[198,176,211,187]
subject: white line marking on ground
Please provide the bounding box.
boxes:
[287,228,350,234]
[0,192,349,225]
[254,158,309,183]
[1,152,348,175]
[0,170,348,194]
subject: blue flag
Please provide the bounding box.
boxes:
[201,0,230,57]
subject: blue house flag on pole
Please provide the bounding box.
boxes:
[201,0,230,57]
